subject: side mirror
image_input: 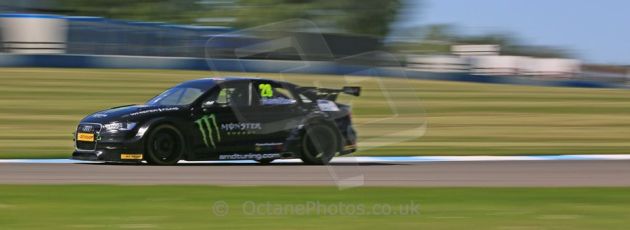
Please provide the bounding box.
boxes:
[201,101,217,109]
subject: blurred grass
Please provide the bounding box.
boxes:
[1,67,630,158]
[0,185,629,229]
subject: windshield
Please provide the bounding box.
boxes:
[146,80,216,106]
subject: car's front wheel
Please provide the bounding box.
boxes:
[145,124,185,165]
[300,124,339,165]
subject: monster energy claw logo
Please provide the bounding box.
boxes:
[195,114,221,148]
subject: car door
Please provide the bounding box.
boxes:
[246,80,307,152]
[190,80,257,158]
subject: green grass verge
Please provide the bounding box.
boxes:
[2,68,630,158]
[0,185,629,229]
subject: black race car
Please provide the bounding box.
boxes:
[72,77,360,165]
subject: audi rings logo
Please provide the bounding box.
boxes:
[81,125,94,132]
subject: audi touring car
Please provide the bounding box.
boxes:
[72,77,360,165]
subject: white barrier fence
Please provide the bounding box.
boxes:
[0,14,67,54]
[407,54,582,77]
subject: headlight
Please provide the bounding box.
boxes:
[103,122,137,132]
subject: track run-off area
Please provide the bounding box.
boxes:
[1,155,630,187]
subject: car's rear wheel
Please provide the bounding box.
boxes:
[300,124,338,165]
[145,124,185,165]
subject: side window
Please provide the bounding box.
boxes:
[203,82,250,107]
[215,88,233,104]
[255,82,297,106]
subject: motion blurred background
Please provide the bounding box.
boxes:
[1,0,628,80]
[1,0,630,158]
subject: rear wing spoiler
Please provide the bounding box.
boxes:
[297,86,361,101]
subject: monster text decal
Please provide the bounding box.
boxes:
[195,114,221,148]
[196,114,264,148]
[222,122,262,135]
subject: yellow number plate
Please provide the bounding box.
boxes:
[121,154,143,160]
[77,133,94,142]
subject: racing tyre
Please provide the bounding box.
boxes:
[300,124,339,165]
[145,124,185,165]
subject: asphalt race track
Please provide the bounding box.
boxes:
[1,160,630,187]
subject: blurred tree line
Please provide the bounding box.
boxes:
[53,0,402,37]
[44,0,570,58]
